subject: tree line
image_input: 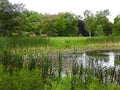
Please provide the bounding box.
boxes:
[0,0,120,37]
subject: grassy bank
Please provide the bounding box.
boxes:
[0,36,120,51]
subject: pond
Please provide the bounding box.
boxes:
[62,50,120,69]
[60,50,120,84]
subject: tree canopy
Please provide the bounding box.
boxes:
[0,0,25,36]
[0,0,120,37]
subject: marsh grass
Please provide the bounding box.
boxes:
[1,36,120,51]
[1,36,120,89]
[0,37,50,50]
[0,50,120,90]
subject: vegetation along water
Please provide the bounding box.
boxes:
[1,0,120,90]
[0,37,120,90]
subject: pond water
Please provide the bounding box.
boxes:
[61,50,120,84]
[62,50,120,69]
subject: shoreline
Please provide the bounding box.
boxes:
[62,48,120,54]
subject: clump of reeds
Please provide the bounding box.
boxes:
[0,49,120,90]
[0,50,23,74]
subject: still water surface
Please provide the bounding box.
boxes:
[63,50,120,68]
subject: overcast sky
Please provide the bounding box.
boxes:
[9,0,120,22]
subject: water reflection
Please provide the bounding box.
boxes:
[105,52,114,67]
[61,50,120,84]
[67,50,120,68]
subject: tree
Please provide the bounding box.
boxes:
[36,14,58,36]
[38,12,79,36]
[112,15,120,36]
[83,9,112,37]
[96,9,110,18]
[95,25,103,36]
[53,13,67,36]
[21,11,42,32]
[63,12,79,36]
[54,12,79,36]
[0,0,25,36]
[77,20,89,36]
[83,10,96,37]
[95,9,112,36]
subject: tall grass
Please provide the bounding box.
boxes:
[86,36,120,44]
[0,37,50,50]
[1,36,120,50]
[1,36,120,89]
[0,49,120,90]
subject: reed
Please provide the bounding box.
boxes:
[1,36,120,90]
[0,37,50,50]
[57,51,62,79]
[1,36,120,51]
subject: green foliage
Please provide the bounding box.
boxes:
[113,24,120,36]
[21,11,42,32]
[0,1,114,37]
[1,1,80,37]
[0,50,23,74]
[0,37,50,50]
[39,14,58,36]
[1,36,120,51]
[0,66,44,90]
[0,0,25,36]
[39,12,79,36]
[54,12,79,36]
[98,17,112,36]
[0,48,120,90]
[84,10,96,37]
[113,15,120,36]
[95,25,103,36]
[84,9,112,36]
[0,0,118,37]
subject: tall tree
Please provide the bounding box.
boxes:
[95,9,112,36]
[0,0,25,36]
[54,12,79,36]
[83,9,112,37]
[83,10,96,37]
[38,12,79,36]
[112,15,120,36]
[39,14,57,36]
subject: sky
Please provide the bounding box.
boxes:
[9,0,120,22]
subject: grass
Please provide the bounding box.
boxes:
[0,36,120,51]
[0,37,50,50]
[1,36,120,89]
[0,50,120,90]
